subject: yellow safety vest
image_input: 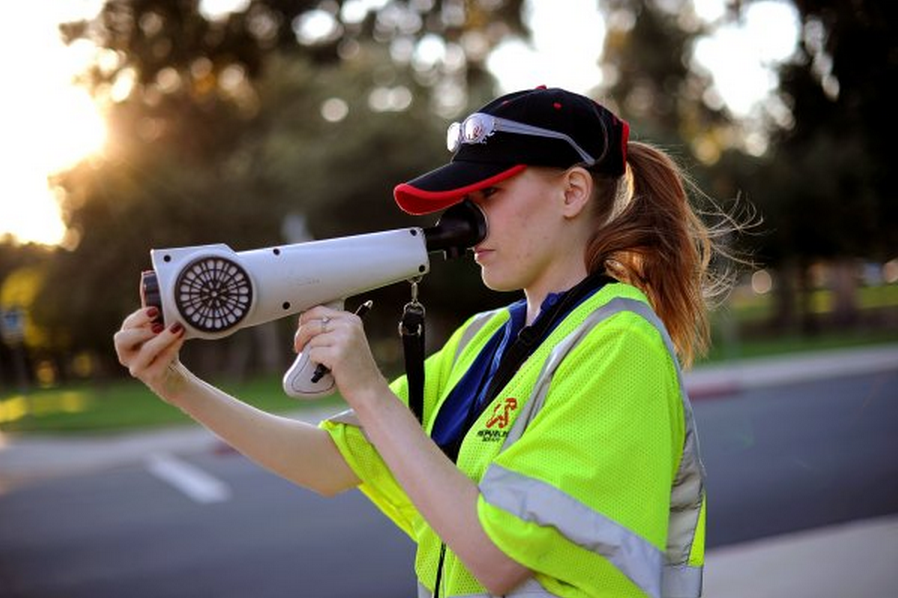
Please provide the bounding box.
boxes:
[321,283,706,597]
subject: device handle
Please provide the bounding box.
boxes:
[282,300,344,399]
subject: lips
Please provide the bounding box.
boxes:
[474,247,493,262]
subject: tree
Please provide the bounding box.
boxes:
[598,0,754,291]
[599,0,731,152]
[729,0,898,329]
[0,241,55,388]
[765,0,896,260]
[39,0,527,376]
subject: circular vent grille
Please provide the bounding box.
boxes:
[174,256,252,333]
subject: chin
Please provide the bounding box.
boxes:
[480,269,520,294]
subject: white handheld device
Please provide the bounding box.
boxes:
[140,201,487,398]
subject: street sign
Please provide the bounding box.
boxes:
[0,308,25,344]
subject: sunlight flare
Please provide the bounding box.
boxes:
[0,2,106,246]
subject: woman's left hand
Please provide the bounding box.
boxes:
[293,305,390,405]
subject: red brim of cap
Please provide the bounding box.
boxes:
[394,162,527,215]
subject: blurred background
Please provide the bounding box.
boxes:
[0,1,896,597]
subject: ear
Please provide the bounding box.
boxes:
[561,167,593,219]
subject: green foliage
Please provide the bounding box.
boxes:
[599,0,728,147]
[30,0,530,375]
[61,0,527,93]
[0,375,345,434]
[758,0,898,264]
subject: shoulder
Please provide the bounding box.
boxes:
[560,281,662,343]
[554,282,678,379]
[445,305,509,367]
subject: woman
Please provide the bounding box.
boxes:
[115,86,722,597]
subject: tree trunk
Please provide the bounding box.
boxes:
[771,261,799,332]
[829,259,860,327]
[798,260,819,336]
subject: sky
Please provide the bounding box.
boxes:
[0,2,107,246]
[0,0,799,246]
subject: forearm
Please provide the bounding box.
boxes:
[162,364,359,496]
[352,385,531,594]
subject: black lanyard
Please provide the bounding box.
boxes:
[441,272,612,462]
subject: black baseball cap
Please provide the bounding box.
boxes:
[394,86,629,215]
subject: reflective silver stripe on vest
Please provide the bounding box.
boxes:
[454,308,504,365]
[417,577,556,597]
[480,297,705,598]
[614,301,705,598]
[481,464,664,597]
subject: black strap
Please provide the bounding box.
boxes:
[399,300,426,424]
[479,272,613,412]
[441,273,612,463]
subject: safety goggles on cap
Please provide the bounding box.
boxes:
[446,112,597,166]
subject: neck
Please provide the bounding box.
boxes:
[523,266,589,326]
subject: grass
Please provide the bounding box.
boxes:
[722,283,898,324]
[703,326,898,362]
[0,375,346,436]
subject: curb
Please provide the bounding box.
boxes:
[684,343,898,399]
[704,515,898,598]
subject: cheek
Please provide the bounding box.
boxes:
[510,208,554,252]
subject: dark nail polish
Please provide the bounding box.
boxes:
[170,322,184,335]
[147,306,159,318]
[152,323,164,334]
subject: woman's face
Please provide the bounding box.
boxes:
[468,167,584,296]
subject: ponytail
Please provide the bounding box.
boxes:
[584,141,731,368]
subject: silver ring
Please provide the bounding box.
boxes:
[320,317,330,334]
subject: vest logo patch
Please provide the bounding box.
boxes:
[478,398,518,442]
[486,397,518,429]
[486,397,518,430]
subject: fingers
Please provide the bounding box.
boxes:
[294,318,331,355]
[295,306,383,402]
[127,323,185,376]
[294,306,348,353]
[143,325,187,374]
[113,326,157,365]
[121,306,162,330]
[114,304,186,381]
[297,305,343,330]
[295,308,368,354]
[114,308,156,364]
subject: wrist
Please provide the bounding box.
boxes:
[346,376,395,421]
[152,361,196,406]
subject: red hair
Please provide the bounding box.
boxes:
[584,141,733,368]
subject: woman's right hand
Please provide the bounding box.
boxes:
[113,307,188,401]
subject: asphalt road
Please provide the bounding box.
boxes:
[0,453,417,598]
[0,368,896,597]
[700,368,898,546]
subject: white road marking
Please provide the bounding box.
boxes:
[145,452,231,503]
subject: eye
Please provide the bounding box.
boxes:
[467,186,499,203]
